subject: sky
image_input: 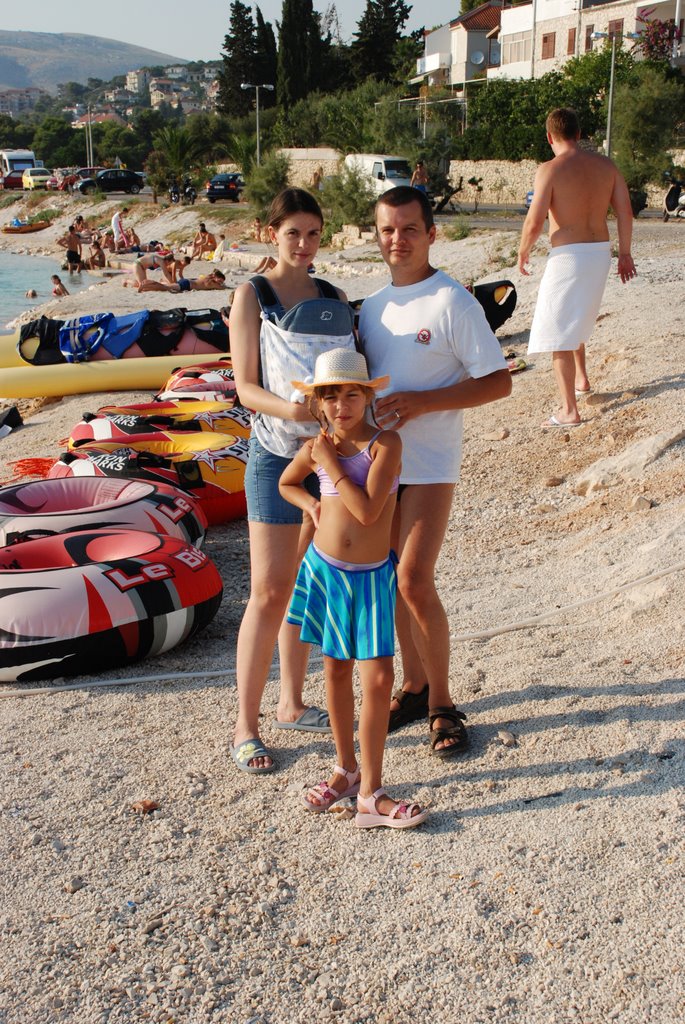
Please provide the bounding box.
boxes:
[7,1,460,62]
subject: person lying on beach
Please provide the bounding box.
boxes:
[51,275,69,297]
[137,269,227,293]
[253,255,277,274]
[191,224,216,260]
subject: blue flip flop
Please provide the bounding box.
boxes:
[230,738,276,774]
[274,706,331,733]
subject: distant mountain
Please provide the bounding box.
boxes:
[0,31,187,93]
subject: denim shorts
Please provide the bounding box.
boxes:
[245,434,319,525]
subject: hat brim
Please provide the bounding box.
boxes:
[292,374,390,396]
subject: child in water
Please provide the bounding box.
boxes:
[279,348,428,829]
[51,275,69,297]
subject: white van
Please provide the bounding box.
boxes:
[344,153,412,195]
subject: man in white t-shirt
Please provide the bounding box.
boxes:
[111,206,129,251]
[359,186,511,757]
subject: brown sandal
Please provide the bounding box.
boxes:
[428,705,469,758]
[388,684,429,733]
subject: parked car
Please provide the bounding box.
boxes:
[525,190,534,210]
[22,167,53,190]
[205,173,244,203]
[76,168,145,195]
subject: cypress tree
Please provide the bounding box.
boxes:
[217,1,257,117]
[254,6,278,107]
[353,0,412,83]
[277,0,320,109]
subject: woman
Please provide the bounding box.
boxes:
[229,188,356,774]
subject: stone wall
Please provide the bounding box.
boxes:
[448,159,538,206]
[222,145,685,211]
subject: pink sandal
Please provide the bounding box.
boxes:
[355,788,428,829]
[302,764,361,813]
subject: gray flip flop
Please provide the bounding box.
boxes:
[230,738,276,774]
[274,706,331,733]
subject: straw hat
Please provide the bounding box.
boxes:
[292,348,389,395]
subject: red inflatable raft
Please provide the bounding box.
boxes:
[0,529,223,682]
[0,478,207,548]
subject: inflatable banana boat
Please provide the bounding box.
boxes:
[0,529,223,682]
[0,308,230,399]
[0,477,207,549]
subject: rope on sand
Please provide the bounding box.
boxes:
[1,561,683,699]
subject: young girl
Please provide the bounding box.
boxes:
[280,348,428,829]
[51,275,69,297]
[229,188,357,774]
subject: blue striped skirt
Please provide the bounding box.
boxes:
[288,543,397,661]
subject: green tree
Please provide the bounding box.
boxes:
[352,0,411,83]
[277,0,320,109]
[254,6,278,106]
[244,151,291,216]
[31,116,84,167]
[217,1,257,117]
[151,125,206,181]
[612,65,685,200]
[0,115,34,150]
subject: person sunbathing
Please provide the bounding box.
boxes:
[137,269,226,292]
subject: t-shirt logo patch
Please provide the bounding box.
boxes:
[416,328,431,345]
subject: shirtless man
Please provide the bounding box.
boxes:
[57,224,82,274]
[137,269,226,293]
[518,107,637,427]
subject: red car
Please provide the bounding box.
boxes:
[57,166,107,191]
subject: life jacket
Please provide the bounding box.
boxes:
[58,313,114,363]
[99,310,150,358]
[248,276,357,458]
[19,316,65,365]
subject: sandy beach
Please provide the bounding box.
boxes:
[0,194,684,1024]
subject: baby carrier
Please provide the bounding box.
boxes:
[249,275,356,457]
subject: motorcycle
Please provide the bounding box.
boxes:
[662,172,685,221]
[168,177,197,206]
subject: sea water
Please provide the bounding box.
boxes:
[0,251,96,328]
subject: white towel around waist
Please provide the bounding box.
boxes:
[528,241,611,353]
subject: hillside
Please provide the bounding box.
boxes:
[0,31,186,93]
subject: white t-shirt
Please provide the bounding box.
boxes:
[359,269,507,483]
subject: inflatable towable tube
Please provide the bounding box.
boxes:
[68,404,251,447]
[0,529,223,683]
[50,433,249,525]
[0,478,207,549]
[157,362,237,402]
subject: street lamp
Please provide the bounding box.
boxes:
[240,83,274,166]
[591,31,641,159]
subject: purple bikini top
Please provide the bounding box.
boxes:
[317,430,399,497]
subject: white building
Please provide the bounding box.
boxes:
[126,69,150,94]
[490,0,684,81]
